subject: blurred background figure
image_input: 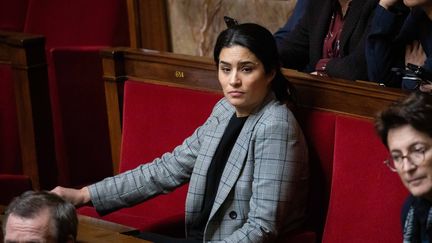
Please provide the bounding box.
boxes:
[275,0,377,81]
[367,0,432,91]
[376,92,432,242]
[2,191,78,243]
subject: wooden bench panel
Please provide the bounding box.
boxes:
[100,47,406,172]
[98,47,408,241]
[0,31,56,190]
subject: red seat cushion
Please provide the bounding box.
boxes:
[322,116,408,243]
[22,0,129,187]
[0,0,29,31]
[79,80,222,234]
[295,108,336,241]
[119,81,223,171]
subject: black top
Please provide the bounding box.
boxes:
[401,195,432,242]
[189,114,248,240]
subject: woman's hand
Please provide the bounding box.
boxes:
[51,186,91,207]
[379,0,401,9]
[420,83,432,93]
[405,40,427,67]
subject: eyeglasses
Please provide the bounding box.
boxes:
[384,146,429,172]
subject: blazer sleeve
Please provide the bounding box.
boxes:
[219,109,309,243]
[87,103,221,216]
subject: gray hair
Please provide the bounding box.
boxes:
[2,191,78,242]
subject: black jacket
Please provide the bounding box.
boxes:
[277,0,378,81]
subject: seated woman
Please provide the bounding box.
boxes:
[376,92,432,242]
[275,0,377,81]
[366,0,432,91]
[52,23,309,243]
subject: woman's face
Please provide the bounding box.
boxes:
[218,45,274,117]
[387,124,432,201]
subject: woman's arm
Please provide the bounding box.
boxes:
[52,99,226,215]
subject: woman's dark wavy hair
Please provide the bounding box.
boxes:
[213,23,295,103]
[375,92,432,147]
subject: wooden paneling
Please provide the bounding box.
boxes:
[127,0,171,50]
[0,31,55,190]
[282,69,406,119]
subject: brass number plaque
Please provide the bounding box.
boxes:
[175,71,184,78]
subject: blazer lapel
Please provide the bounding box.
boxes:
[311,0,334,62]
[207,98,274,221]
[185,104,232,220]
[339,0,362,51]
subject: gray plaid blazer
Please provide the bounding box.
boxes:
[89,94,309,243]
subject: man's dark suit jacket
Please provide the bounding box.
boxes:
[277,0,377,81]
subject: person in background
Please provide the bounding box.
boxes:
[2,190,78,243]
[274,0,310,45]
[51,23,309,243]
[276,0,377,81]
[366,0,432,91]
[376,92,432,242]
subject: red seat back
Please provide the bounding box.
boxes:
[79,80,223,233]
[295,108,336,241]
[16,0,130,187]
[120,80,222,171]
[114,80,221,232]
[0,0,29,31]
[48,48,113,186]
[322,116,408,243]
[23,0,129,49]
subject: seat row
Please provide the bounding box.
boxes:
[77,48,407,242]
[0,1,409,241]
[0,0,130,192]
[1,33,408,240]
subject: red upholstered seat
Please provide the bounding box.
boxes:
[48,47,114,186]
[293,108,336,242]
[13,0,130,187]
[0,0,29,31]
[79,80,223,234]
[23,0,128,48]
[322,116,408,243]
